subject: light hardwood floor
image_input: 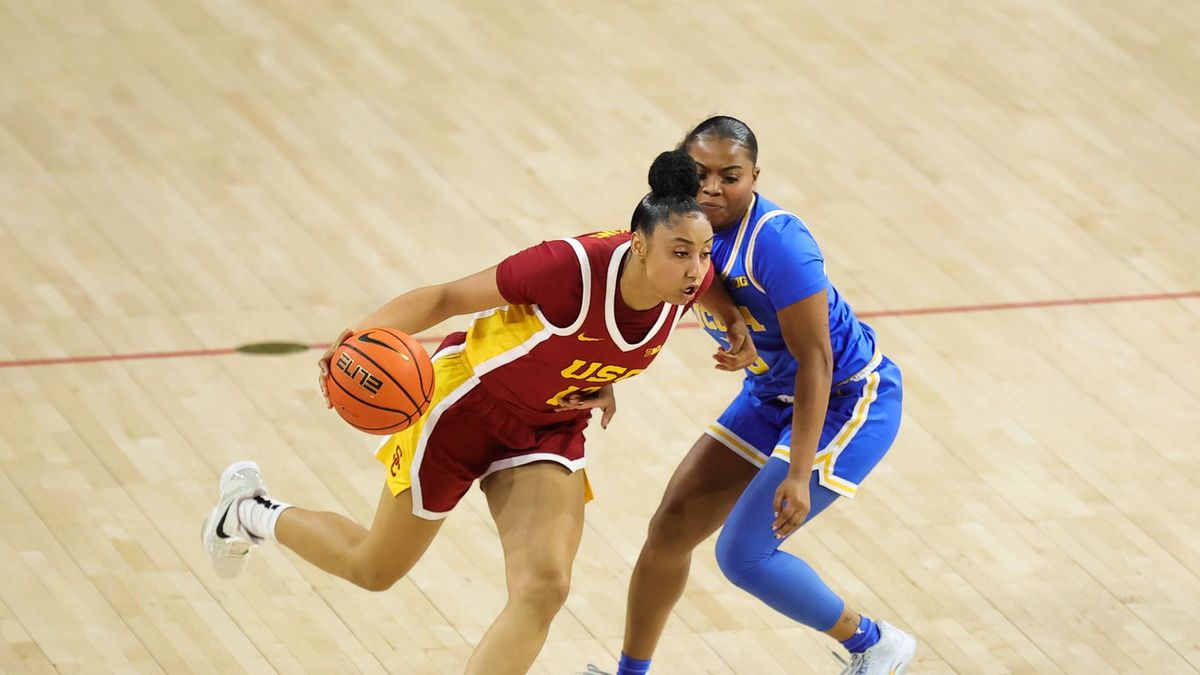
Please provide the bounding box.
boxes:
[1,1,1198,673]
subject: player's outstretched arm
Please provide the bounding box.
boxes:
[316,266,508,406]
[352,265,507,335]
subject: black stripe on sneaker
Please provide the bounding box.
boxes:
[216,507,231,539]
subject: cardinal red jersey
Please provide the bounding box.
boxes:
[457,230,711,424]
[375,229,712,518]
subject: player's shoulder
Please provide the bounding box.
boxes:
[510,237,571,261]
[509,229,628,274]
[751,195,816,244]
[501,237,584,280]
[564,229,632,263]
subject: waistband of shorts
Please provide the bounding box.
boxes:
[773,349,883,404]
[834,349,883,387]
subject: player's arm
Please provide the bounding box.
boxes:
[771,289,834,538]
[351,266,505,335]
[316,266,506,407]
[698,271,758,372]
[350,237,572,338]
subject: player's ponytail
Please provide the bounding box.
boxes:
[630,149,703,235]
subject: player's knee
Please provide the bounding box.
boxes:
[350,565,403,592]
[510,565,572,615]
[645,503,705,557]
[346,552,410,592]
[714,529,760,589]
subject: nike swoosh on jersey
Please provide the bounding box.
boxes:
[577,333,604,342]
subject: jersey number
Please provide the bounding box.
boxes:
[693,305,767,333]
[692,306,770,374]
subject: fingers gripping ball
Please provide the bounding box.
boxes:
[326,329,435,434]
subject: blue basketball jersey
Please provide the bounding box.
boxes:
[695,193,877,398]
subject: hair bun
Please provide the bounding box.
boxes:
[647,150,700,199]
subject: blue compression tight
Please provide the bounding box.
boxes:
[714,457,844,631]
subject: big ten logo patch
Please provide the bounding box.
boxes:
[731,275,750,289]
[546,360,645,406]
[336,352,383,395]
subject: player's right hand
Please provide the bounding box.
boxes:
[317,328,355,408]
[714,321,757,371]
[772,471,812,539]
[554,385,618,429]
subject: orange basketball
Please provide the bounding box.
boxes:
[326,328,435,435]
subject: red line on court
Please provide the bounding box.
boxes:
[854,290,1200,319]
[0,347,244,367]
[1,290,1196,369]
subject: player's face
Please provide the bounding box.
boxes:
[643,212,714,305]
[688,137,759,231]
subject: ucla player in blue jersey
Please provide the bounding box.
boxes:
[616,117,917,675]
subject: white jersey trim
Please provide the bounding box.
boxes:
[478,453,587,485]
[405,321,557,520]
[720,193,758,280]
[529,237,592,336]
[744,209,795,294]
[604,240,673,352]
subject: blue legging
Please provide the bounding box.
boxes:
[714,458,844,631]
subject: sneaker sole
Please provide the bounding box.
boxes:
[201,505,252,578]
[890,633,917,674]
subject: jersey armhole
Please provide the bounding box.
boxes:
[534,238,591,335]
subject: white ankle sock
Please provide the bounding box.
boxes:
[238,495,292,542]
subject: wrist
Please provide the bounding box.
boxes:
[786,461,811,479]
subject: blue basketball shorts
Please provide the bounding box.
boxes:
[705,356,902,498]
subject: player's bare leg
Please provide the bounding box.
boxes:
[466,462,586,675]
[274,484,443,590]
[623,435,756,658]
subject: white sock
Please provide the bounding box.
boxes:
[238,495,292,542]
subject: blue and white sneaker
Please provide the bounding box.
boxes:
[838,621,917,674]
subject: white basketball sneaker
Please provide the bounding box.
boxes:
[838,621,917,675]
[200,461,267,578]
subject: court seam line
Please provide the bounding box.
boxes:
[1,289,1196,369]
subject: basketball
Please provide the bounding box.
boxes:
[326,328,435,434]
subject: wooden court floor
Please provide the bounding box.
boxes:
[1,1,1198,673]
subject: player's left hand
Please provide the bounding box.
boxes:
[771,472,811,538]
[554,385,617,429]
[317,328,355,408]
[714,321,757,371]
